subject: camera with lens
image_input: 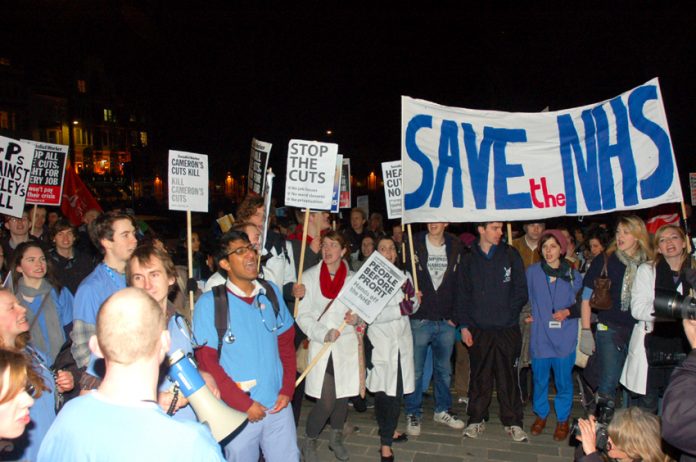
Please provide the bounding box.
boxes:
[571,396,615,452]
[653,289,696,320]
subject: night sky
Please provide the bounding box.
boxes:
[3,3,696,185]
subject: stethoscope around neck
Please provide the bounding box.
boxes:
[223,293,284,344]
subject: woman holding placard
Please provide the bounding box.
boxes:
[367,236,420,462]
[296,231,359,462]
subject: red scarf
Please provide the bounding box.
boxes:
[320,261,347,299]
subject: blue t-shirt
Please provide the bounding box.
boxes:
[193,282,293,409]
[5,347,57,462]
[37,393,224,462]
[73,263,127,325]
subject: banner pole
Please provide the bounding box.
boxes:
[406,224,419,293]
[31,204,37,237]
[681,201,692,253]
[507,223,513,245]
[401,222,406,265]
[293,209,311,318]
[187,210,195,317]
[295,320,347,387]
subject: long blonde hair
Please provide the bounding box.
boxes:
[652,224,690,270]
[608,407,674,462]
[607,215,654,260]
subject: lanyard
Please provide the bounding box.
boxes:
[102,263,126,289]
[545,274,559,314]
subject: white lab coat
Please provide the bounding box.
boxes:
[366,271,419,396]
[296,261,360,399]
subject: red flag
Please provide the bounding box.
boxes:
[61,166,102,226]
[646,213,680,235]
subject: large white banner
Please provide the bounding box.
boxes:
[168,150,209,213]
[338,252,406,324]
[402,78,682,223]
[0,136,35,218]
[284,139,338,210]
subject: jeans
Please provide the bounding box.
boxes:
[404,320,455,417]
[595,326,629,399]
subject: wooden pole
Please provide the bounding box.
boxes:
[406,224,419,293]
[295,321,347,387]
[507,222,513,245]
[31,204,37,237]
[681,201,692,253]
[187,210,195,317]
[401,222,406,265]
[293,209,311,318]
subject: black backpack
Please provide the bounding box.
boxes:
[212,279,281,360]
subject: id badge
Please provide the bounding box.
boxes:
[548,321,562,329]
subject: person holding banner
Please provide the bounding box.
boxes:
[367,236,420,462]
[37,288,225,461]
[296,231,358,462]
[579,216,652,403]
[461,222,528,442]
[525,230,582,441]
[404,223,467,436]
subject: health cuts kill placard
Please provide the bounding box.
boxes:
[337,252,406,324]
[168,150,209,213]
[284,140,338,210]
[0,136,35,218]
[381,161,402,219]
[23,140,68,206]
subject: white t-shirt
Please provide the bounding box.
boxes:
[426,238,448,291]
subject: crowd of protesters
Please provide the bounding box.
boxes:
[0,198,695,462]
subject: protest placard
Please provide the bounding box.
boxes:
[339,158,351,208]
[168,150,209,213]
[247,138,272,195]
[22,140,68,206]
[331,155,343,213]
[381,160,402,219]
[0,136,35,218]
[402,78,682,223]
[338,251,406,324]
[284,139,338,210]
[357,195,369,218]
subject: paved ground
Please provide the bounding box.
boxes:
[296,392,583,462]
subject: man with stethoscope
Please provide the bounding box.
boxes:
[193,230,299,462]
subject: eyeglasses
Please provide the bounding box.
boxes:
[225,244,257,258]
[7,217,28,223]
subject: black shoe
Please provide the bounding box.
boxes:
[380,450,394,462]
[392,433,408,444]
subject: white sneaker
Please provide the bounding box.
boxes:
[405,414,421,436]
[433,411,465,430]
[463,421,485,438]
[505,425,528,442]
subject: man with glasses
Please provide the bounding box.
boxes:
[2,209,37,263]
[193,230,299,462]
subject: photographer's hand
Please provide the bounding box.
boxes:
[683,320,696,349]
[577,416,597,456]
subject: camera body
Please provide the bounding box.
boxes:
[571,396,615,452]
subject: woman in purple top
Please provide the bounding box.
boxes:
[526,230,582,441]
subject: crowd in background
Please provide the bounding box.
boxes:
[0,198,694,462]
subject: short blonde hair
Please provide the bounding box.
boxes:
[96,288,165,365]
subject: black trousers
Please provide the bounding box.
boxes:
[374,356,403,447]
[305,356,349,438]
[467,325,524,427]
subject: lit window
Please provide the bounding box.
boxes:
[77,80,86,93]
[0,58,10,66]
[0,111,8,129]
[103,108,113,122]
[139,131,148,147]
